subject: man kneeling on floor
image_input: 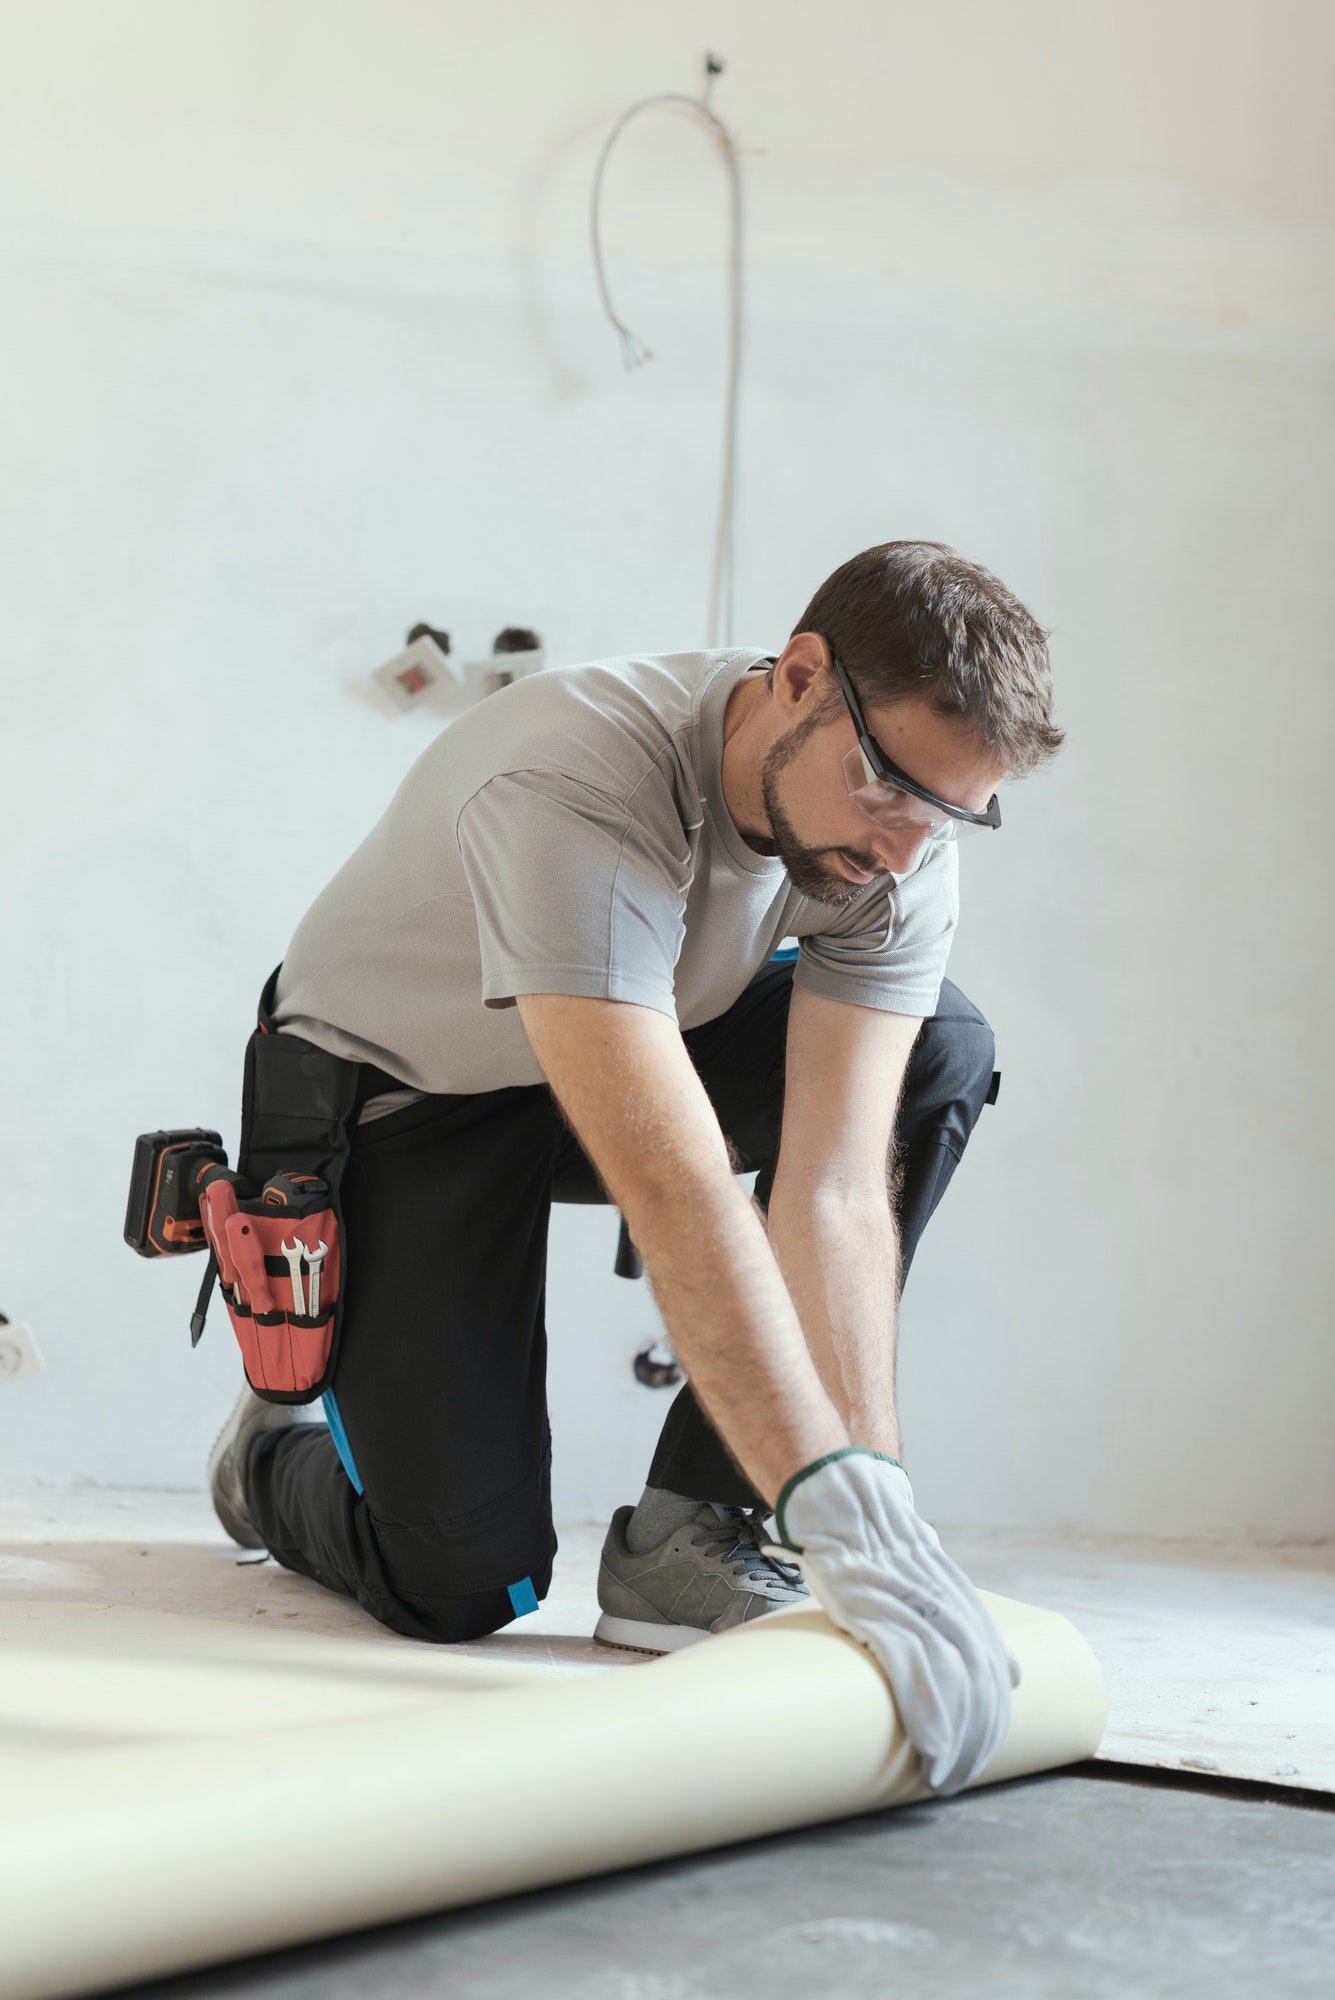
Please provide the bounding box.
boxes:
[209,539,1062,1795]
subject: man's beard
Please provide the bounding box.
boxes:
[758,723,874,907]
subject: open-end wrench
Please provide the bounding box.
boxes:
[304,1240,330,1317]
[280,1239,307,1317]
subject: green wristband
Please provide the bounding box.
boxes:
[774,1446,906,1552]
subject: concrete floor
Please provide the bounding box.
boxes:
[134,1767,1334,2000]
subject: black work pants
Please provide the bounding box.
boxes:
[248,962,997,1643]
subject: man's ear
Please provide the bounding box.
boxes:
[772,632,831,718]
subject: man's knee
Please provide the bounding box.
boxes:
[370,1481,556,1645]
[933,977,996,1088]
[389,1558,553,1645]
[904,980,997,1142]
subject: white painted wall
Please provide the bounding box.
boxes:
[1,1,1331,1539]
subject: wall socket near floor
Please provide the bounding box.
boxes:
[0,1316,44,1382]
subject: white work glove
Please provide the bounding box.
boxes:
[774,1446,1020,1796]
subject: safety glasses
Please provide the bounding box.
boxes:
[832,654,1001,841]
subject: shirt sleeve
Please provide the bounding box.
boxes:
[455,769,688,1016]
[793,839,960,1018]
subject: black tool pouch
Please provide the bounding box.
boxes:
[192,965,363,1406]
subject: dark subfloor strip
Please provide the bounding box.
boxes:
[1085,1755,1335,1812]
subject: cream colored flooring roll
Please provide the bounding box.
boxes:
[0,1590,1106,2000]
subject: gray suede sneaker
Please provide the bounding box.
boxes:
[594,1501,808,1653]
[207,1381,321,1549]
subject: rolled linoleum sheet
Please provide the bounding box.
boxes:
[0,1590,1105,2000]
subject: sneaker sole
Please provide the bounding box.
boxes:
[207,1387,320,1551]
[592,1611,715,1655]
[207,1395,267,1551]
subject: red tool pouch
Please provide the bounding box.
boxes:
[192,965,363,1406]
[199,1177,344,1400]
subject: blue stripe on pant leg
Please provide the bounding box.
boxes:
[321,1388,364,1496]
[507,1576,539,1617]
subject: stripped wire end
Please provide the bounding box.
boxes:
[617,324,654,371]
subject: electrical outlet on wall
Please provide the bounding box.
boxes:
[372,631,463,713]
[0,1316,45,1383]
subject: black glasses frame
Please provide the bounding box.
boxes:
[831,654,1002,831]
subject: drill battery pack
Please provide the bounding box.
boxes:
[124,1129,229,1257]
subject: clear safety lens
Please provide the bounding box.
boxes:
[842,746,981,840]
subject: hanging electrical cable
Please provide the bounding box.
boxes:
[589,55,744,648]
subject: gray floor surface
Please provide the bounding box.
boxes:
[132,1766,1334,2000]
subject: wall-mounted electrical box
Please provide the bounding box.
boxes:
[372,629,464,714]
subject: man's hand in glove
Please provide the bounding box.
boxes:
[773,1446,1020,1795]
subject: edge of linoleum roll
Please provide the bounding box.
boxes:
[0,1590,1106,2000]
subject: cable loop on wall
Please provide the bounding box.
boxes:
[590,85,744,648]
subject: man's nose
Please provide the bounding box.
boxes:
[872,826,932,873]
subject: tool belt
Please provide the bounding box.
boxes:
[191,965,381,1406]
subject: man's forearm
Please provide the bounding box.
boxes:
[763,1181,903,1459]
[631,1171,849,1505]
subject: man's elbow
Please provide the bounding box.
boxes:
[617,1156,751,1263]
[768,1169,895,1221]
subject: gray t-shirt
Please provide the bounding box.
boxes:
[273,647,959,1119]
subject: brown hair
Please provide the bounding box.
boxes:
[792,540,1063,775]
